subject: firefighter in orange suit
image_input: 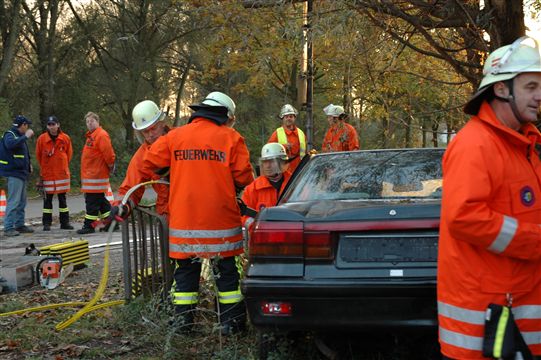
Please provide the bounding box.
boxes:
[143,91,254,335]
[321,104,359,152]
[267,104,306,172]
[35,115,73,231]
[109,100,170,221]
[241,142,291,230]
[77,112,116,234]
[438,36,541,359]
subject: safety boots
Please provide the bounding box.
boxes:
[170,305,196,335]
[218,302,247,336]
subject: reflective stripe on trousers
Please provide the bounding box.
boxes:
[218,288,243,304]
[438,300,541,350]
[172,292,198,305]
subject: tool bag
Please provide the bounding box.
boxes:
[482,303,533,360]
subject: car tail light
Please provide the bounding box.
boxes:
[249,221,303,257]
[249,221,333,259]
[305,231,332,259]
[261,301,292,316]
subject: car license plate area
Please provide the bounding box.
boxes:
[336,232,438,268]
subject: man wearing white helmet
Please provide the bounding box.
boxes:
[143,91,254,336]
[321,104,359,153]
[267,104,306,172]
[241,142,291,230]
[438,37,541,360]
[107,100,170,223]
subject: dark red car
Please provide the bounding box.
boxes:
[241,148,444,356]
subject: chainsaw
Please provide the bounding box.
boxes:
[36,256,73,290]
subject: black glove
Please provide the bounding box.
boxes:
[237,198,258,217]
[109,203,131,222]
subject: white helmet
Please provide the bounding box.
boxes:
[261,142,288,161]
[323,104,345,117]
[201,91,236,118]
[132,100,165,130]
[279,104,298,118]
[464,36,541,115]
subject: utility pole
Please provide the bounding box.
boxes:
[301,0,314,150]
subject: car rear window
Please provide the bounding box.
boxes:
[283,149,444,202]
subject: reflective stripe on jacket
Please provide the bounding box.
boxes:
[321,122,359,153]
[438,101,541,359]
[241,171,291,226]
[116,142,169,215]
[269,126,306,172]
[36,131,72,194]
[143,117,254,259]
[81,126,115,193]
[0,127,31,180]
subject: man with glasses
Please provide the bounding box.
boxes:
[35,115,74,231]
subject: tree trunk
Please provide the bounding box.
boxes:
[174,56,192,127]
[405,115,412,148]
[0,0,22,97]
[432,120,439,148]
[485,0,526,48]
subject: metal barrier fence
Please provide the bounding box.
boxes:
[121,206,173,302]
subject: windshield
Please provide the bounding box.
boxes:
[282,149,444,202]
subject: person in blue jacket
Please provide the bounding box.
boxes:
[0,115,35,236]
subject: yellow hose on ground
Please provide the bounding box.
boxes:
[0,180,168,330]
[0,300,125,317]
[0,302,88,317]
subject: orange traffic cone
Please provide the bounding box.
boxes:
[0,189,6,217]
[106,186,114,204]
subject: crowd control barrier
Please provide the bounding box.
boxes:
[121,205,173,302]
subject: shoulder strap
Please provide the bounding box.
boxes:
[276,127,287,144]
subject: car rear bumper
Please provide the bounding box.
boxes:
[241,278,437,331]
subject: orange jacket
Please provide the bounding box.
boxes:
[268,126,306,172]
[241,171,291,227]
[143,117,254,259]
[81,126,115,193]
[116,142,169,215]
[321,122,359,152]
[36,131,72,194]
[438,102,541,359]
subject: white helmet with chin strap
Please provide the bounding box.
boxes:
[261,142,288,161]
[279,104,298,118]
[260,143,288,180]
[132,100,165,131]
[201,91,236,118]
[464,36,541,117]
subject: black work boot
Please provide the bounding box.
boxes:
[219,302,247,336]
[76,227,95,234]
[60,223,74,230]
[169,305,195,335]
[42,212,52,230]
[77,219,95,234]
[59,212,73,229]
